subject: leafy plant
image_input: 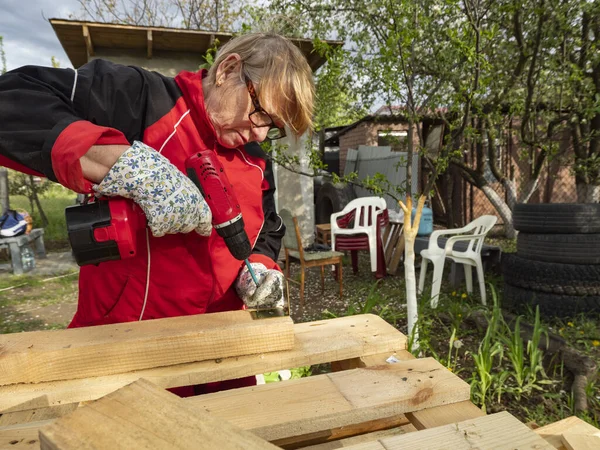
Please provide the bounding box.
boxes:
[469,287,504,413]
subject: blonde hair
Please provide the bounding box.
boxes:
[207,33,315,137]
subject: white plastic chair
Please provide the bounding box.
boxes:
[330,197,388,274]
[418,215,497,308]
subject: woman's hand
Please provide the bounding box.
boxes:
[93,141,212,237]
[235,262,284,310]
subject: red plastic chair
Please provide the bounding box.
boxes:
[330,197,389,278]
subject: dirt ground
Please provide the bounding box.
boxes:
[0,250,386,332]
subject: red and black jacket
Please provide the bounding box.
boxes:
[0,60,285,327]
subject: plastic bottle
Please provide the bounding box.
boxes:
[21,246,36,272]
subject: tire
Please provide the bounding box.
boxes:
[315,181,356,225]
[517,233,600,265]
[513,203,600,234]
[502,253,600,296]
[503,282,600,317]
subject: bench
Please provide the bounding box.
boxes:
[0,228,46,275]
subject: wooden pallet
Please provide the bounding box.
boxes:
[0,312,598,449]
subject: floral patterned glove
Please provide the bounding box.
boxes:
[235,262,285,310]
[93,141,212,237]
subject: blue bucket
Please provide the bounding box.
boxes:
[412,206,433,236]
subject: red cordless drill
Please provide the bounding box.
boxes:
[66,150,253,267]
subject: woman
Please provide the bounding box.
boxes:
[0,32,314,392]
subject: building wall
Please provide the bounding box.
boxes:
[339,121,413,174]
[92,49,203,76]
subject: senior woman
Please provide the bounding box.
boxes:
[0,33,313,391]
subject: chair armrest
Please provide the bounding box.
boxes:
[444,233,488,255]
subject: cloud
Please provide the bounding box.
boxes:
[0,0,81,70]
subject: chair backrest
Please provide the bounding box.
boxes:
[466,215,497,254]
[331,197,388,232]
[279,209,303,255]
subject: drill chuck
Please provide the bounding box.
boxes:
[214,214,252,261]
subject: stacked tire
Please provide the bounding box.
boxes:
[502,203,600,317]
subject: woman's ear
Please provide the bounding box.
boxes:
[215,54,242,85]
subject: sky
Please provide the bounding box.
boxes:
[1,0,81,71]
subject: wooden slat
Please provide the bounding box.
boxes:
[0,404,79,426]
[406,401,485,430]
[302,423,418,449]
[187,357,470,446]
[0,420,53,449]
[561,433,600,450]
[0,314,406,412]
[345,412,554,450]
[39,379,277,450]
[535,416,600,450]
[0,311,294,386]
[331,349,415,372]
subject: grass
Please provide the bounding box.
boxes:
[9,185,76,249]
[0,271,78,333]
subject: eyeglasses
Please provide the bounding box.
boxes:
[244,75,286,140]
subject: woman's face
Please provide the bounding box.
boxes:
[205,56,277,149]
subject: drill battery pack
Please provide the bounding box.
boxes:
[66,198,143,266]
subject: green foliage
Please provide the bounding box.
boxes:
[468,288,505,413]
[199,38,221,70]
[323,280,404,325]
[10,188,76,245]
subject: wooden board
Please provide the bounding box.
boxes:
[0,403,79,426]
[406,401,486,430]
[344,412,554,450]
[535,416,600,449]
[0,311,294,386]
[0,420,54,449]
[39,379,277,450]
[0,314,406,412]
[302,423,418,449]
[562,433,600,450]
[187,357,471,446]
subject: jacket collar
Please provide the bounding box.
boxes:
[174,69,218,150]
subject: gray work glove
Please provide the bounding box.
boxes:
[235,262,285,310]
[93,141,212,237]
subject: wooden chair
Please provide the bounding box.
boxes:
[280,209,343,306]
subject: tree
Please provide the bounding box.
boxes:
[267,0,477,344]
[73,0,245,32]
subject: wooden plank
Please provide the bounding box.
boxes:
[331,349,415,372]
[39,379,277,450]
[345,411,554,450]
[388,235,405,275]
[0,403,79,426]
[187,357,470,446]
[302,423,418,449]
[562,433,600,450]
[0,420,54,449]
[82,25,94,56]
[0,311,294,386]
[0,314,406,412]
[535,416,600,450]
[406,401,485,430]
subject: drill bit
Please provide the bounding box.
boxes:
[245,259,260,286]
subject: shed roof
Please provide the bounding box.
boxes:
[49,19,340,72]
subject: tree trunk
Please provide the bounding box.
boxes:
[400,195,427,351]
[481,185,516,238]
[30,176,49,226]
[0,167,8,213]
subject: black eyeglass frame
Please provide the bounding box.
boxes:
[244,75,287,140]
